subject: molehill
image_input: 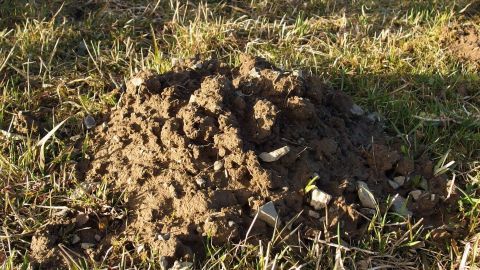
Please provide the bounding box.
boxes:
[31,56,461,267]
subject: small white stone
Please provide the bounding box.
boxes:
[158,232,170,241]
[259,146,290,162]
[171,261,193,270]
[84,115,96,129]
[70,135,82,141]
[249,67,261,78]
[228,220,235,227]
[213,160,224,171]
[171,57,182,67]
[409,190,422,201]
[357,181,377,209]
[188,94,197,104]
[190,62,203,70]
[195,177,206,188]
[350,104,364,116]
[308,210,320,218]
[131,77,144,86]
[292,70,303,78]
[168,185,177,198]
[257,201,279,227]
[71,235,81,244]
[81,243,95,249]
[310,189,332,210]
[393,176,406,186]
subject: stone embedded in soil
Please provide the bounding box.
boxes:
[84,115,96,129]
[388,175,406,190]
[171,261,193,270]
[249,67,261,78]
[195,177,206,188]
[391,194,412,217]
[258,145,290,162]
[81,243,95,250]
[388,179,401,189]
[130,77,144,86]
[158,233,171,241]
[213,160,224,171]
[357,181,377,209]
[257,201,279,227]
[409,190,422,201]
[310,189,332,210]
[350,104,364,116]
[393,176,406,186]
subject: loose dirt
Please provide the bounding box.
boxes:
[444,23,480,64]
[31,56,462,267]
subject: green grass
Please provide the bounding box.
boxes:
[0,0,479,269]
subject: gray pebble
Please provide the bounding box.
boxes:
[84,115,96,129]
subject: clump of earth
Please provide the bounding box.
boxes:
[30,56,462,267]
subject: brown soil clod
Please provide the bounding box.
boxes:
[31,55,462,267]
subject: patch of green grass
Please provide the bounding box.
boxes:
[0,0,479,269]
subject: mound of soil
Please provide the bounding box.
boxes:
[31,56,461,267]
[445,23,480,63]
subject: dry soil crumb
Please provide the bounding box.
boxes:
[31,55,462,267]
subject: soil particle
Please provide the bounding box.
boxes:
[26,55,462,266]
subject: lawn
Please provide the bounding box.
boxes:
[0,0,479,269]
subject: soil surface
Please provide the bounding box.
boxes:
[30,56,462,268]
[445,23,480,63]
